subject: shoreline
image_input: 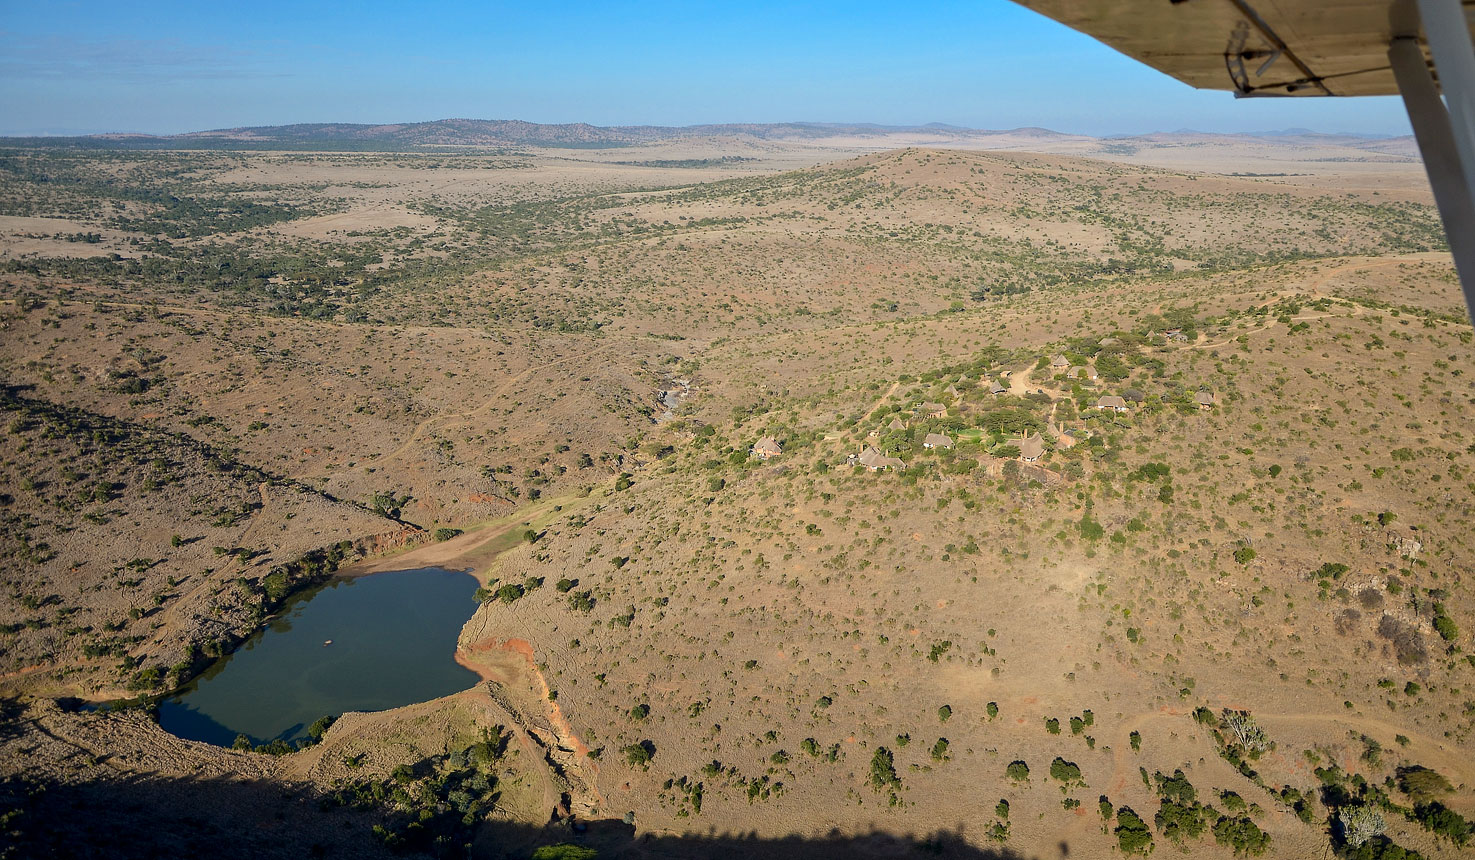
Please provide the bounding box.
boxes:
[147,485,603,746]
[338,482,605,584]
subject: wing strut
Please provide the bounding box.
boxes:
[1390,0,1475,322]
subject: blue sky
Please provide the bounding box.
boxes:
[0,0,1414,137]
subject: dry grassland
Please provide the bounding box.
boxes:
[0,138,1471,859]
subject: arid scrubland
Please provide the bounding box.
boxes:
[0,138,1472,859]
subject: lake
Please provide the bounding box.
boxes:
[158,567,483,747]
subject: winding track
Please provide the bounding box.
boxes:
[367,341,619,470]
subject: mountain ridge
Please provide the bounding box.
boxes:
[3,117,1414,154]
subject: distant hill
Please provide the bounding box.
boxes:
[0,118,1416,162]
[2,118,1128,151]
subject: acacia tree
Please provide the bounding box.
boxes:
[1220,709,1269,753]
[1337,806,1385,848]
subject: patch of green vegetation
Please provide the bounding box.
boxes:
[320,726,511,858]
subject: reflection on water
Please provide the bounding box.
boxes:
[159,567,482,747]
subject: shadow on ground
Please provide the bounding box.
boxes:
[0,768,1034,860]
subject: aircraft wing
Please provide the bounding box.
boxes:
[1012,0,1474,97]
[1010,0,1475,319]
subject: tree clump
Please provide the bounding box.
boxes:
[1114,806,1154,855]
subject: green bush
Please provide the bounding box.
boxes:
[1006,760,1030,781]
[1156,798,1207,844]
[868,747,900,790]
[1155,769,1196,804]
[1343,836,1425,860]
[623,741,654,768]
[1315,562,1350,579]
[1398,765,1453,799]
[1049,757,1082,783]
[1213,814,1271,856]
[306,714,337,742]
[1413,801,1471,845]
[531,845,597,860]
[1115,806,1154,855]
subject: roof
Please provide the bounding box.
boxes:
[1196,390,1216,404]
[752,436,783,455]
[1098,395,1128,409]
[1050,354,1069,366]
[858,446,905,470]
[919,402,946,414]
[923,433,953,449]
[989,379,1007,394]
[888,417,906,430]
[1020,434,1045,460]
[1013,0,1435,97]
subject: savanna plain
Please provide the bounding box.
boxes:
[0,124,1472,860]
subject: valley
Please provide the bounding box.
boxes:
[0,129,1471,859]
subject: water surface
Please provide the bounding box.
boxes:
[159,567,482,747]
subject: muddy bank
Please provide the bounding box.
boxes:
[457,635,605,820]
[339,486,601,581]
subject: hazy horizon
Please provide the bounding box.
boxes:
[1,0,1416,138]
[0,116,1414,141]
